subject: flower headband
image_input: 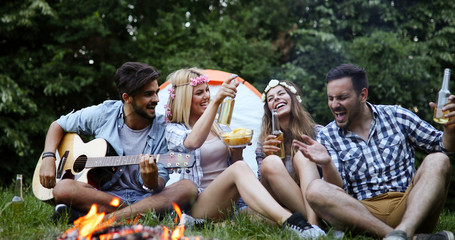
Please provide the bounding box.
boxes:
[190,74,210,86]
[261,79,302,103]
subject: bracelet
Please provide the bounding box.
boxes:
[42,152,56,159]
[142,184,155,193]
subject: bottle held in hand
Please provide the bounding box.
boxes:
[218,98,235,126]
[217,75,237,132]
[434,68,451,124]
[272,109,285,159]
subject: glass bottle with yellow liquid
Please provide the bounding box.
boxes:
[217,76,237,132]
[434,68,451,124]
[272,109,285,159]
[11,174,24,212]
[218,98,234,126]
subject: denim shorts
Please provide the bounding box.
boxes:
[233,197,248,216]
[104,189,152,205]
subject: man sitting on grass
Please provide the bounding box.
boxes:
[39,62,198,223]
[293,64,454,240]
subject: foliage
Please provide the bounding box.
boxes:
[1,0,455,208]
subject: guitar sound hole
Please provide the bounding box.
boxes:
[73,156,88,173]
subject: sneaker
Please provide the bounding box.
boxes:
[384,230,409,240]
[179,213,205,229]
[332,229,345,239]
[51,204,86,224]
[283,212,326,239]
[416,231,455,240]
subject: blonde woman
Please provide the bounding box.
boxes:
[257,79,323,227]
[164,68,325,239]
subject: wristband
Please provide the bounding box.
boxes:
[42,152,56,159]
[142,184,155,193]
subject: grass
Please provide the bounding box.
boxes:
[1,185,454,240]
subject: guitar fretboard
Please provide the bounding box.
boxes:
[85,155,143,168]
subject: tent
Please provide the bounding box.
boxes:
[157,69,264,184]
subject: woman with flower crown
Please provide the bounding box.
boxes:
[257,79,324,228]
[163,68,325,238]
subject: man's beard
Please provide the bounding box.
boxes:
[132,100,156,120]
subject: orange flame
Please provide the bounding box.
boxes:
[171,225,185,240]
[172,202,182,223]
[162,226,169,240]
[62,199,188,240]
[170,202,186,240]
[68,204,105,239]
[110,197,121,207]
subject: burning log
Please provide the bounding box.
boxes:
[59,224,164,240]
[58,224,215,240]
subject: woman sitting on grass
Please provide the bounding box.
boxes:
[163,68,325,239]
[256,79,323,228]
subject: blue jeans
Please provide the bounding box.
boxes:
[104,188,152,205]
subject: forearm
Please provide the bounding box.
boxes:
[320,162,343,187]
[442,125,455,152]
[43,121,65,153]
[184,101,221,149]
[153,178,165,192]
[230,149,244,163]
[42,121,65,170]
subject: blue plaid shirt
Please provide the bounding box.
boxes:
[317,102,446,200]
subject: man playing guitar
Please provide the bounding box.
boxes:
[39,62,198,222]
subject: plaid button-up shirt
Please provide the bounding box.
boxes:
[317,102,446,200]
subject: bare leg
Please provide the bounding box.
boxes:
[293,151,322,226]
[191,161,292,225]
[393,152,451,237]
[260,155,307,216]
[113,179,198,220]
[53,179,119,213]
[53,179,198,220]
[306,179,393,237]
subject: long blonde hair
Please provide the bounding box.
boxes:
[259,80,317,155]
[165,67,222,136]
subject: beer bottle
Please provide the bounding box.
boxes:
[434,68,451,124]
[11,174,24,211]
[272,109,285,159]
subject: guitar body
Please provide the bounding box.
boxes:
[32,133,195,203]
[32,133,108,202]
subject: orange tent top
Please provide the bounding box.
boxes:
[159,69,261,98]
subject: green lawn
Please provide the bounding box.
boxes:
[1,186,454,240]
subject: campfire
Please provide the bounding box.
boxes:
[58,199,200,240]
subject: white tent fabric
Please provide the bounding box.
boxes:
[156,70,264,185]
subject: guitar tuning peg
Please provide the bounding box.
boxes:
[186,169,190,173]
[177,169,182,174]
[169,169,174,174]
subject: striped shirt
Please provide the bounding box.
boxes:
[317,103,446,200]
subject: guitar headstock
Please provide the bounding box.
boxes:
[156,152,195,169]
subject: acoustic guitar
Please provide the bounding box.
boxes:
[32,133,194,202]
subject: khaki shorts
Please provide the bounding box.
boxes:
[360,181,414,228]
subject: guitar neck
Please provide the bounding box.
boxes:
[85,155,145,168]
